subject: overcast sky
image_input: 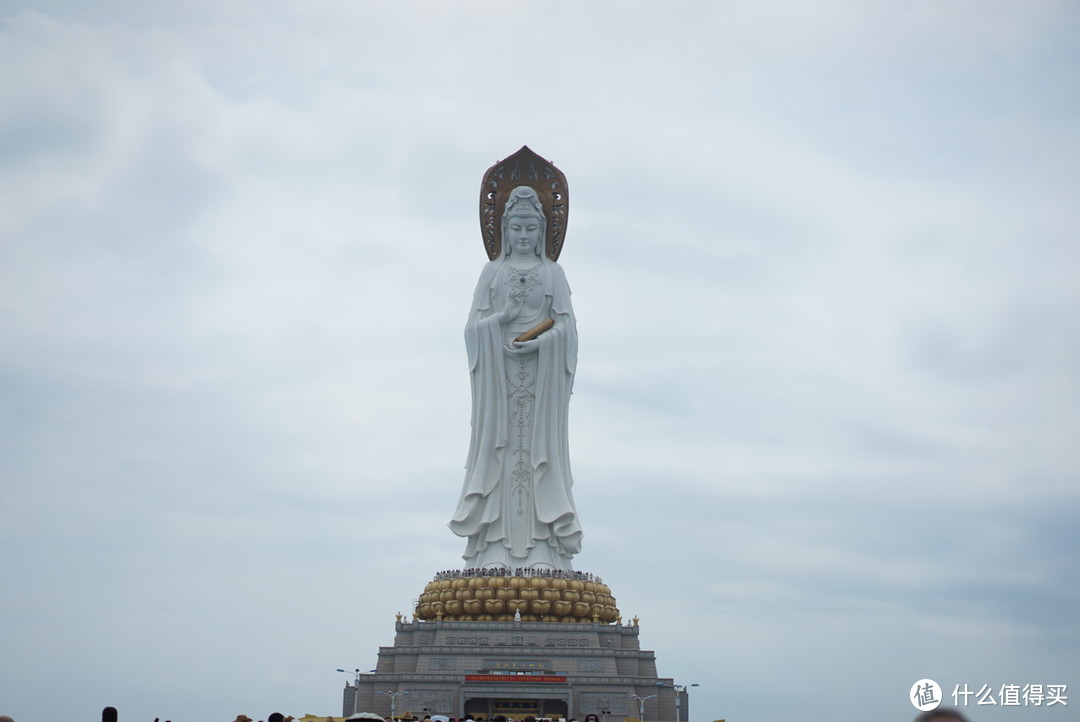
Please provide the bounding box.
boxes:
[1,2,1078,722]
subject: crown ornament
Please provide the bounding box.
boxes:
[479,146,569,261]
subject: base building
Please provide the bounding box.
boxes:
[344,617,682,721]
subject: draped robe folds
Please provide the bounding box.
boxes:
[449,257,583,570]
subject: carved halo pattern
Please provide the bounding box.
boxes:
[479,145,569,261]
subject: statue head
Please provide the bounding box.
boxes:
[501,185,546,258]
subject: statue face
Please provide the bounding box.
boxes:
[506,213,542,257]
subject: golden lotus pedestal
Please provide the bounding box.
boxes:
[415,573,620,624]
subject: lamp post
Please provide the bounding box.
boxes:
[379,689,411,720]
[629,694,657,722]
[337,668,362,686]
[337,668,377,686]
[656,682,699,722]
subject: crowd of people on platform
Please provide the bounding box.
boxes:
[432,568,603,583]
[0,703,975,721]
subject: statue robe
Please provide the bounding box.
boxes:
[449,257,583,569]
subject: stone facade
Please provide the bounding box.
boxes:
[344,619,679,721]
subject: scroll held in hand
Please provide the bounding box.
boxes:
[514,318,555,343]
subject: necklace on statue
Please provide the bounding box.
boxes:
[506,262,543,292]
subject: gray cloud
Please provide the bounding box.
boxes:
[2,3,1078,722]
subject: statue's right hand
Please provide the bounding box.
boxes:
[499,296,524,323]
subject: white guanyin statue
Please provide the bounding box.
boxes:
[449,148,582,570]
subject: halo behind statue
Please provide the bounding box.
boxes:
[479,146,569,261]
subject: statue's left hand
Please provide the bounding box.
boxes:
[505,338,540,355]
